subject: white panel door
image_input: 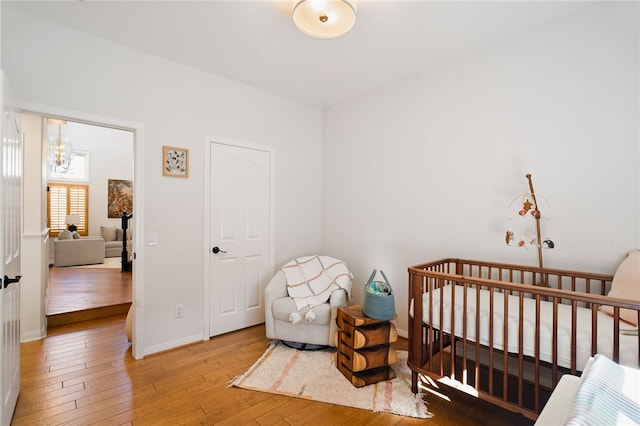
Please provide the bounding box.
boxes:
[0,71,22,426]
[209,142,271,336]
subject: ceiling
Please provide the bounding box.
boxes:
[4,1,593,109]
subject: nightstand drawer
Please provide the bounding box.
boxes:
[336,338,397,371]
[335,352,396,388]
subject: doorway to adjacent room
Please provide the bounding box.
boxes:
[43,119,134,327]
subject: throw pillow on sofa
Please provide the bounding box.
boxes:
[100,226,118,242]
[72,231,82,239]
[58,230,73,240]
[115,228,132,241]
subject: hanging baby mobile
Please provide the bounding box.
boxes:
[505,173,554,269]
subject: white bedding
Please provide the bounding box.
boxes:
[536,356,640,425]
[417,284,639,371]
[564,354,640,425]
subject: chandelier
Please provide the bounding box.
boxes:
[48,119,72,173]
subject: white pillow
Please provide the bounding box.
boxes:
[100,226,118,242]
[72,231,82,239]
[57,230,73,240]
[601,250,640,326]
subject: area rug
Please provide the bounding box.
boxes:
[67,257,121,269]
[231,342,432,419]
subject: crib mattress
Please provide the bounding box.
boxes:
[416,284,638,371]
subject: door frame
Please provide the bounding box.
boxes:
[202,135,275,339]
[18,101,146,360]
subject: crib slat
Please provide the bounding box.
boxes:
[613,308,620,363]
[571,300,577,374]
[424,276,430,369]
[436,276,441,368]
[426,275,432,370]
[449,280,456,380]
[591,305,598,358]
[585,277,591,296]
[462,283,468,387]
[488,287,494,396]
[552,299,558,385]
[534,295,541,414]
[518,292,524,408]
[637,311,640,366]
[502,288,509,402]
[475,285,481,391]
[408,272,424,393]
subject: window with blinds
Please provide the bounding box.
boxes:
[48,183,89,236]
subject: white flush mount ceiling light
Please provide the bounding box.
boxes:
[292,0,357,39]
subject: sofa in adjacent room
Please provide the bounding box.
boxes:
[54,230,105,267]
[100,226,130,258]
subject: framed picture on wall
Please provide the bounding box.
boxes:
[163,146,189,178]
[108,179,133,218]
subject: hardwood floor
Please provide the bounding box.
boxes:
[15,317,534,425]
[47,265,132,326]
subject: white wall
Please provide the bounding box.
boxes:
[5,2,638,349]
[48,121,134,236]
[21,113,48,341]
[322,2,640,335]
[3,8,323,354]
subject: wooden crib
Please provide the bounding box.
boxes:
[408,258,640,420]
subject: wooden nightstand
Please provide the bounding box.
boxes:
[335,305,398,387]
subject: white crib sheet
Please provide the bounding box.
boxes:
[418,284,639,371]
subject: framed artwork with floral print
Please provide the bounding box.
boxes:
[108,179,133,218]
[163,146,189,178]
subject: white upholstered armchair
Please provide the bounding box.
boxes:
[264,256,352,347]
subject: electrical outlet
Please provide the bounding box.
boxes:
[175,304,184,318]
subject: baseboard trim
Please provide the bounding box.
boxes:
[144,334,203,357]
[21,327,47,343]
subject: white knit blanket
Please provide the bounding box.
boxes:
[282,255,352,312]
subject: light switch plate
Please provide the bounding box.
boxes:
[147,231,157,246]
